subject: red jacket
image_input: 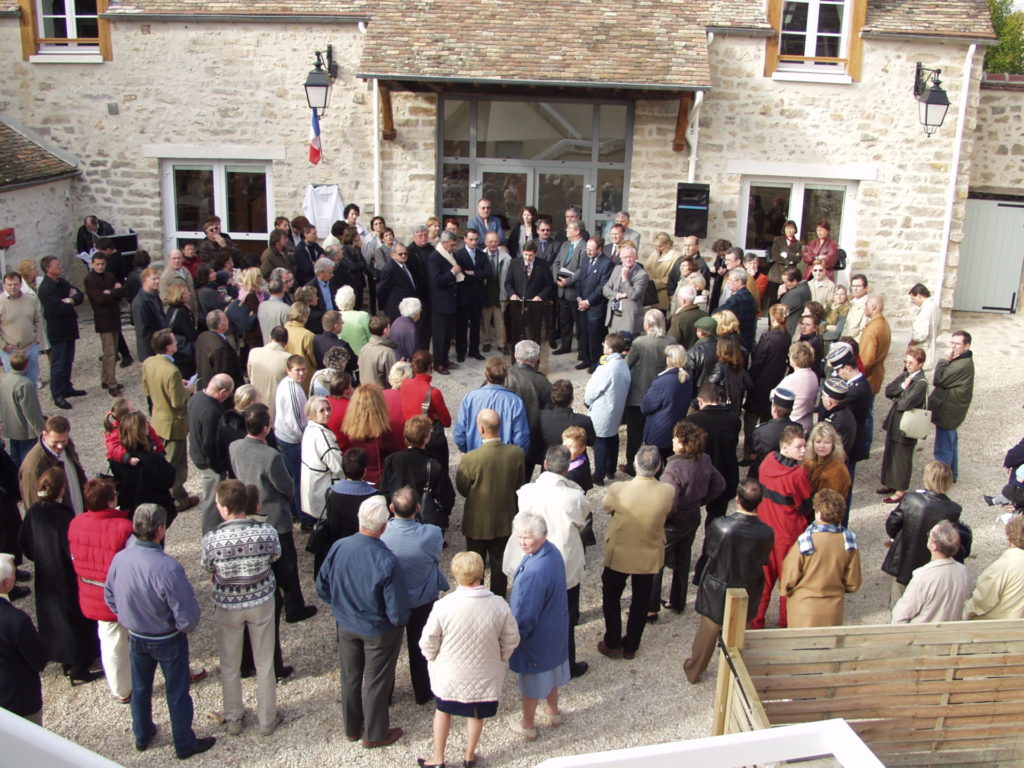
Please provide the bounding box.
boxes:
[399,374,451,426]
[67,508,133,622]
[104,422,165,464]
[757,452,813,546]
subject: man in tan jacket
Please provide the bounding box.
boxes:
[858,294,891,395]
[141,329,198,512]
[599,445,673,660]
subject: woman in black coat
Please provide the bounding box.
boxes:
[879,348,929,504]
[165,282,198,378]
[313,447,382,578]
[340,227,369,310]
[18,467,100,684]
[882,460,964,599]
[507,205,539,259]
[743,304,791,462]
[380,415,455,531]
[112,412,178,526]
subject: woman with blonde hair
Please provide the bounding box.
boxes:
[419,551,519,768]
[339,383,401,485]
[237,267,267,348]
[300,396,345,521]
[775,341,818,433]
[284,302,317,390]
[640,345,692,462]
[712,309,742,350]
[165,281,198,377]
[383,361,414,444]
[643,232,678,311]
[804,421,851,500]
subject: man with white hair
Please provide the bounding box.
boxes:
[891,521,972,624]
[667,283,708,349]
[0,553,48,724]
[428,230,462,375]
[716,267,757,352]
[316,496,409,748]
[614,210,641,249]
[310,257,342,312]
[505,339,553,478]
[479,231,509,353]
[160,249,198,318]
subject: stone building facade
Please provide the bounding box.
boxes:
[3,0,1021,320]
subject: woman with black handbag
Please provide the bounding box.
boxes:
[381,415,455,533]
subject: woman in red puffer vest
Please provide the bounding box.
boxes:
[67,478,133,702]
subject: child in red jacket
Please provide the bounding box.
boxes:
[751,425,812,628]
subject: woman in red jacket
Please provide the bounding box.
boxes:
[802,219,840,281]
[66,478,133,701]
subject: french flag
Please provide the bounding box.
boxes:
[309,109,322,165]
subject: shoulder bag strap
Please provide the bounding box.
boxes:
[421,385,433,416]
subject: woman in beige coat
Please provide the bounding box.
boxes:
[781,489,862,628]
[643,232,678,311]
[419,552,520,768]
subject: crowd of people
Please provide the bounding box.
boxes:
[0,205,1021,766]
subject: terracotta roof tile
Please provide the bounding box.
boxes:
[356,0,754,91]
[0,122,78,189]
[864,0,996,40]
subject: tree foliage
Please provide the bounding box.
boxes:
[985,0,1024,73]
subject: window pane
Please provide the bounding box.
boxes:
[173,166,213,232]
[42,17,68,37]
[442,100,470,157]
[478,101,593,161]
[801,187,845,245]
[747,185,792,250]
[779,34,806,57]
[781,1,808,32]
[225,167,267,234]
[537,173,583,220]
[76,0,98,13]
[597,168,624,214]
[442,163,469,210]
[815,35,841,58]
[77,17,99,37]
[39,0,66,14]
[481,171,526,227]
[817,3,843,34]
[599,104,627,162]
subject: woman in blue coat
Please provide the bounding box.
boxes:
[508,512,569,741]
[641,344,692,464]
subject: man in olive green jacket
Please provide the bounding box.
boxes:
[455,408,525,598]
[928,330,974,481]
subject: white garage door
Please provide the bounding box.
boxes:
[954,199,1024,312]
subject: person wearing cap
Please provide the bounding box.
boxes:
[828,341,873,484]
[819,377,856,459]
[683,316,719,410]
[747,388,800,480]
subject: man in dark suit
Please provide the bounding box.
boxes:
[454,228,492,362]
[551,222,585,355]
[504,241,554,348]
[716,268,758,353]
[75,214,114,254]
[686,381,742,583]
[575,238,613,372]
[306,257,344,313]
[37,255,84,410]
[195,310,243,390]
[778,267,812,336]
[376,243,418,321]
[406,227,434,347]
[603,224,625,263]
[534,219,557,266]
[292,225,324,287]
[0,557,48,724]
[428,231,461,375]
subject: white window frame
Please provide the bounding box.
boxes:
[776,0,852,75]
[159,159,275,255]
[738,175,858,278]
[35,0,99,52]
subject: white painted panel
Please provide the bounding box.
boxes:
[954,199,1024,312]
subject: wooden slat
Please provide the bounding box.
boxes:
[744,638,1022,664]
[849,721,1023,742]
[766,699,1024,721]
[883,748,1021,766]
[747,619,1023,643]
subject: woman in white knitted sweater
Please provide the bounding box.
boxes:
[418,551,520,768]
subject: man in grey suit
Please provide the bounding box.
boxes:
[552,221,585,354]
[230,403,317,626]
[602,245,650,336]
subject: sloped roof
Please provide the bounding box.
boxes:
[864,0,996,41]
[357,0,757,93]
[0,120,78,191]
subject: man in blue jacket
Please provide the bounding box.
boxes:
[316,496,409,748]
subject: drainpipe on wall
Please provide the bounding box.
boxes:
[686,90,705,184]
[372,78,381,216]
[937,44,976,305]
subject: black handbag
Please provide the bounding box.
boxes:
[305,514,332,554]
[418,458,447,528]
[421,386,448,460]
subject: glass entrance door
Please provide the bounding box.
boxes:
[478,167,532,228]
[474,166,593,233]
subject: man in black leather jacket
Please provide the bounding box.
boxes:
[683,316,718,410]
[684,478,774,683]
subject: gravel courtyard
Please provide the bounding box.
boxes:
[16,307,1024,768]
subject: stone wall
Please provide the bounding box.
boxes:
[971,80,1024,194]
[627,36,980,327]
[0,178,80,283]
[0,18,437,263]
